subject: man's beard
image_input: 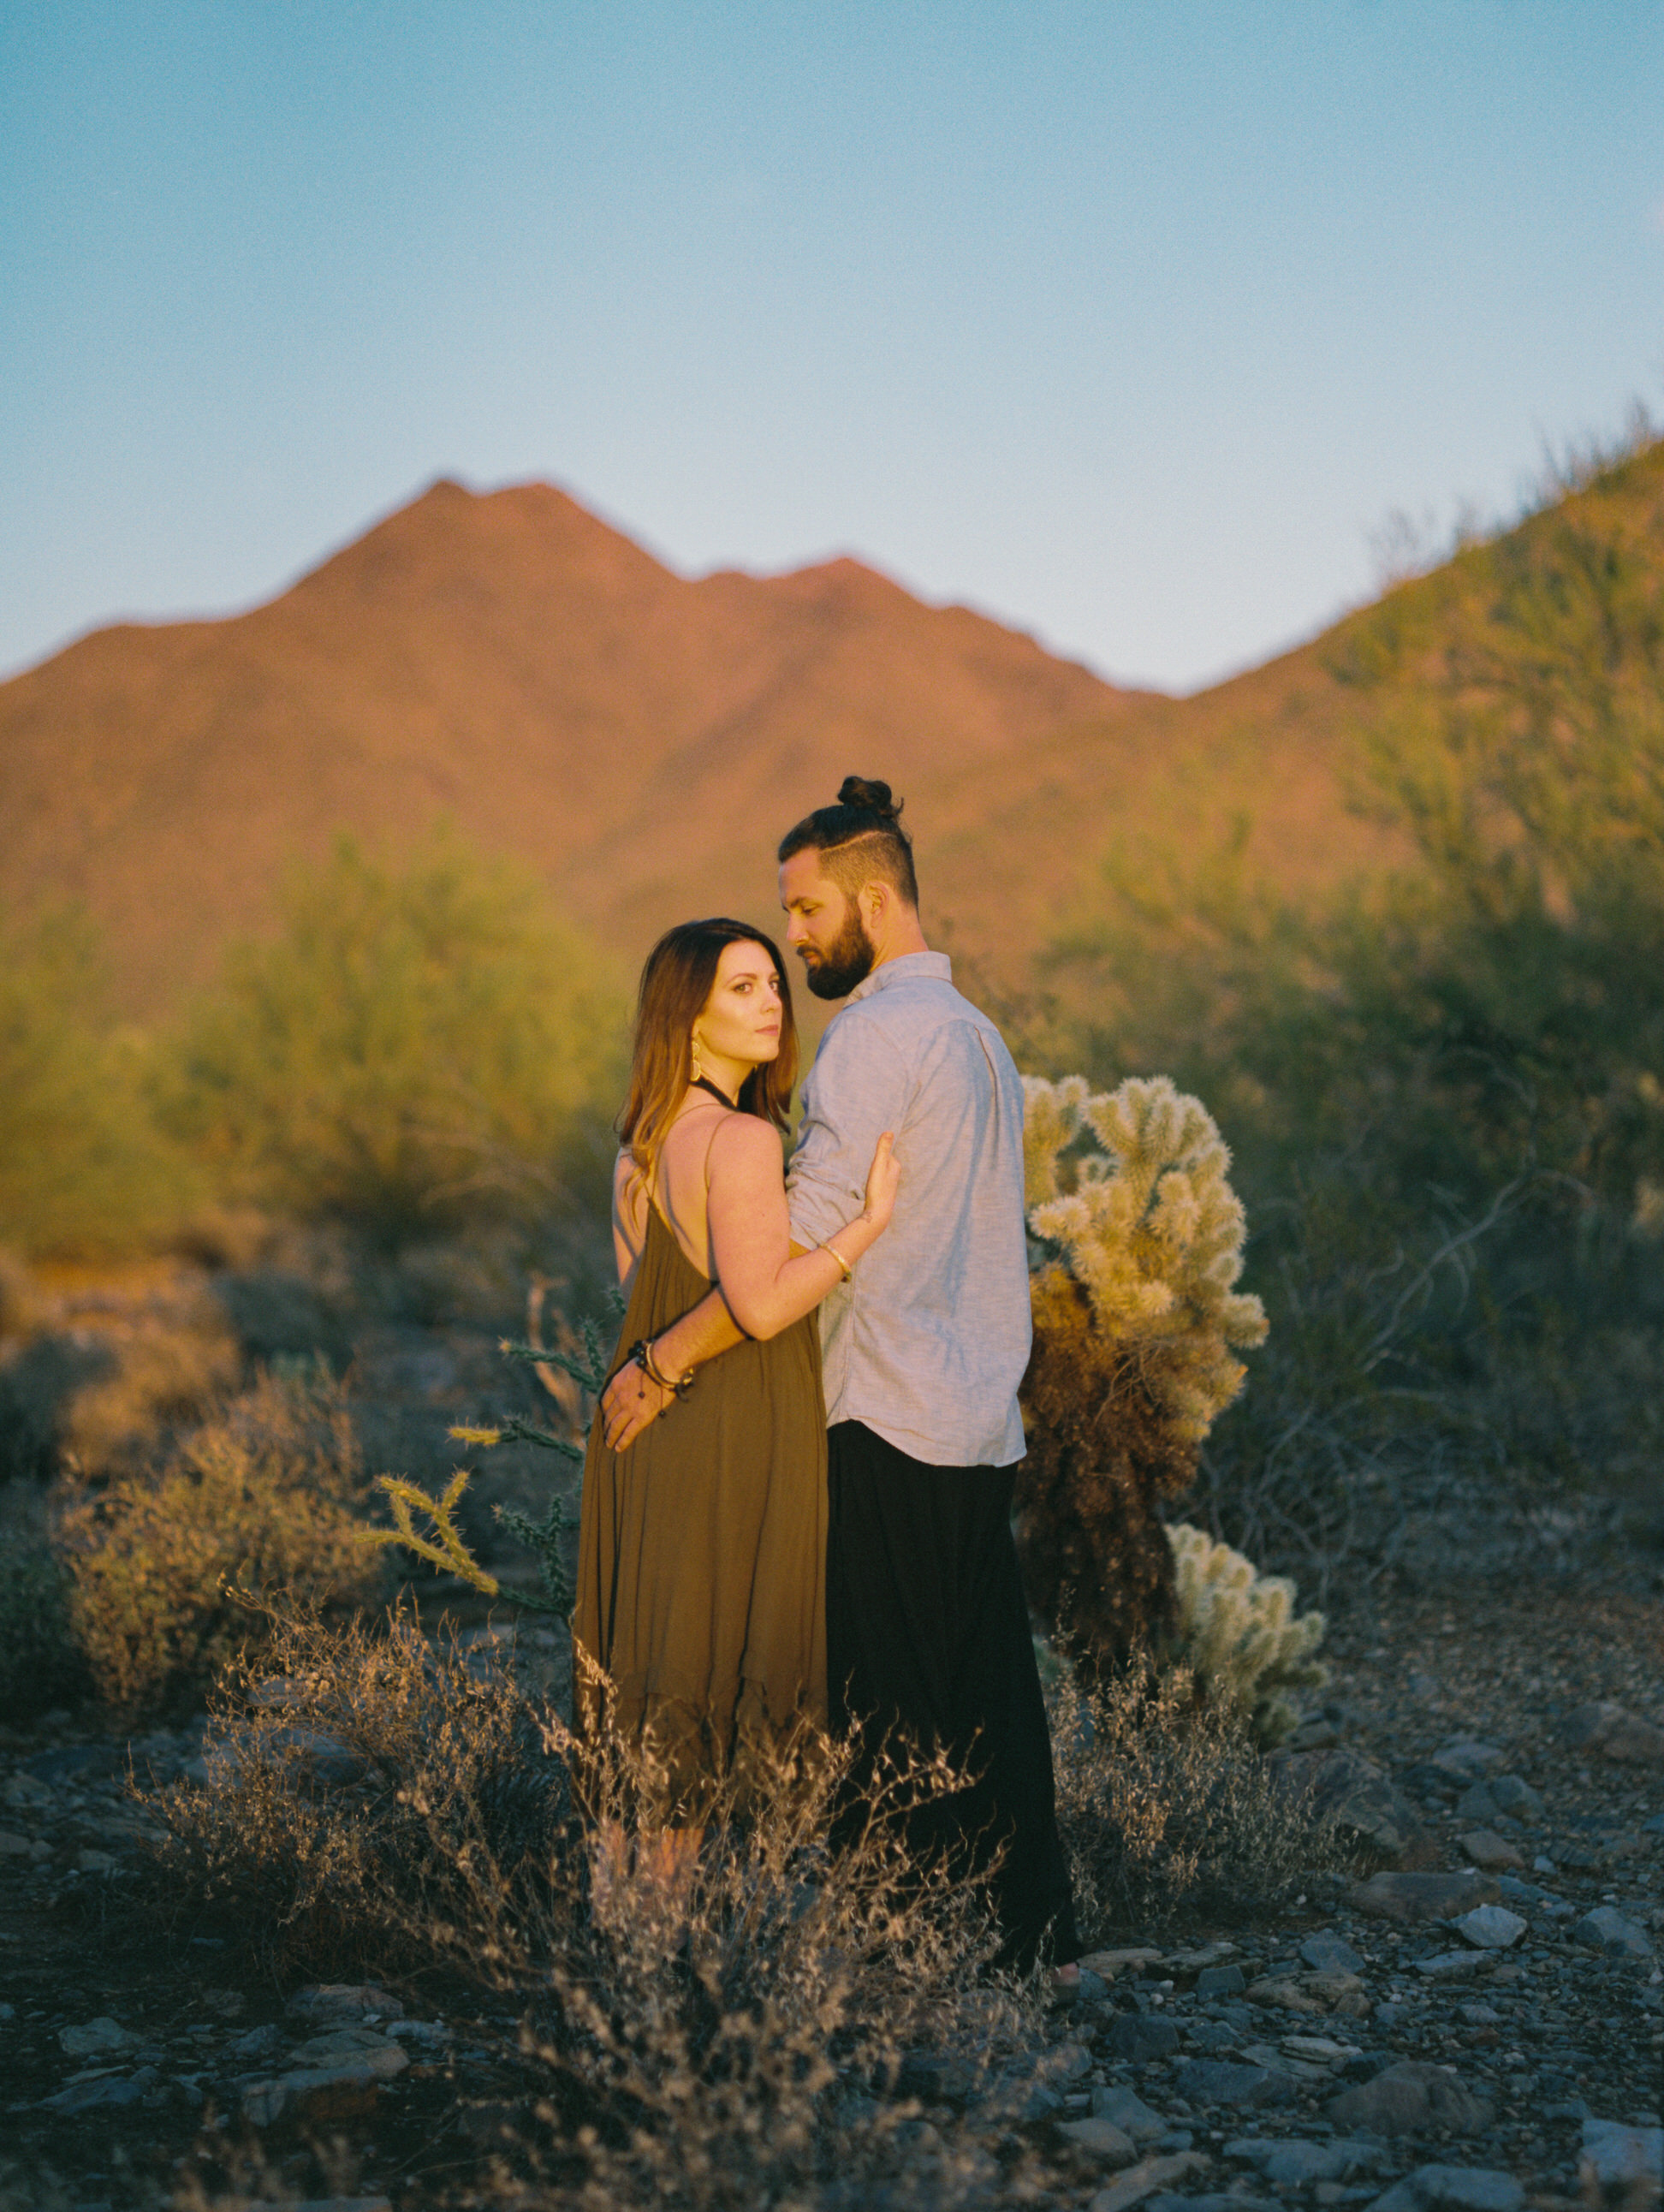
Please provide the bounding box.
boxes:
[801,907,877,1000]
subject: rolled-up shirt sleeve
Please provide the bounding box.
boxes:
[787,1011,910,1251]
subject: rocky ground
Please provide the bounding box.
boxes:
[0,1576,1659,2212]
[1,1245,1661,2210]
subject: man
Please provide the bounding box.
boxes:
[601,776,1079,1972]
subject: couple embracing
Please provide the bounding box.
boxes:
[573,776,1080,1975]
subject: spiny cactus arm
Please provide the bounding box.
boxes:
[359,1470,499,1596]
[491,1413,585,1463]
[493,1496,575,1617]
[1022,1074,1089,1209]
[497,1336,609,1392]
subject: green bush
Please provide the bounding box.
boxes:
[166,830,628,1243]
[0,906,198,1258]
[60,1368,383,1717]
[1032,447,1664,1579]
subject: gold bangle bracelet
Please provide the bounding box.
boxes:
[820,1240,853,1283]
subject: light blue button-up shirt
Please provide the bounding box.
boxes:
[786,950,1031,1468]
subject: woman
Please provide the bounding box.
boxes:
[573,917,897,1859]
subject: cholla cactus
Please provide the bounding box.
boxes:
[1166,1523,1328,1746]
[1016,1074,1268,1676]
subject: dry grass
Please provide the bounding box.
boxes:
[139,1608,1047,2210]
[59,1368,382,1717]
[1049,1654,1351,1936]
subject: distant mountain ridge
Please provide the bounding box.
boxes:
[0,478,1134,1011]
[13,450,1656,1018]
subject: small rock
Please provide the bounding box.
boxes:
[1228,2137,1380,2187]
[1080,1947,1165,1978]
[1247,1973,1323,2013]
[898,2049,977,2099]
[1432,1739,1506,1778]
[1091,2085,1168,2144]
[1106,2014,1181,2063]
[1089,2149,1209,2212]
[1369,2163,1524,2212]
[1173,2059,1297,2108]
[1458,2003,1502,2025]
[58,2017,140,2058]
[1643,1812,1664,1838]
[1572,1906,1654,1957]
[41,2071,152,2114]
[1327,2060,1492,2136]
[228,2023,282,2061]
[1460,1829,1524,1872]
[1486,1775,1545,1819]
[1274,1747,1429,1863]
[991,2043,1091,2121]
[1579,2120,1663,2202]
[287,1983,405,2024]
[1301,1931,1364,1974]
[1561,1703,1664,1765]
[1353,1870,1498,1923]
[1196,1964,1245,1997]
[1449,1906,1526,1950]
[75,1848,117,1875]
[1282,2034,1361,2067]
[240,2048,407,2127]
[0,1831,33,1857]
[1056,2117,1138,2167]
[289,2028,407,2072]
[1413,1950,1485,1981]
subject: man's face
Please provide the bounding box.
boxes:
[779,849,877,1001]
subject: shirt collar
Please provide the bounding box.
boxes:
[846,949,954,1005]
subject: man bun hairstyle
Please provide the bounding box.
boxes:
[778,775,919,909]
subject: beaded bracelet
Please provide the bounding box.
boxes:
[632,1336,694,1397]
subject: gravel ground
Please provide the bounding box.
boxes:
[0,1573,1659,2211]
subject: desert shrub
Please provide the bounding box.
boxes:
[0,1542,86,1720]
[140,1610,1043,2210]
[1017,1073,1267,1669]
[60,1368,382,1716]
[165,830,628,1243]
[1165,1523,1327,1746]
[1048,1656,1346,1936]
[0,905,198,1258]
[56,1289,242,1478]
[1031,453,1664,1579]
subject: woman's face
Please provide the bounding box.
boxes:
[694,941,785,1068]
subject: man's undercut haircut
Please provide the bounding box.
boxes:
[778,776,919,911]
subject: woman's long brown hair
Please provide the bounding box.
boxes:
[618,919,798,1191]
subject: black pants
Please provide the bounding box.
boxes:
[826,1420,1081,1971]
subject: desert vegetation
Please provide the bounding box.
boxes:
[1020,430,1664,1597]
[2,442,1661,2209]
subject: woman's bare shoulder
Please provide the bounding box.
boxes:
[706,1112,786,1178]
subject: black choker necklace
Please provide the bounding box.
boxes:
[692,1073,738,1109]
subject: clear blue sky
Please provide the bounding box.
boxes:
[3,2,1661,692]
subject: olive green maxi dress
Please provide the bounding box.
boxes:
[573,1200,828,1817]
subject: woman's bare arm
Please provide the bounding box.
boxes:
[704,1115,892,1340]
[597,1125,895,1452]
